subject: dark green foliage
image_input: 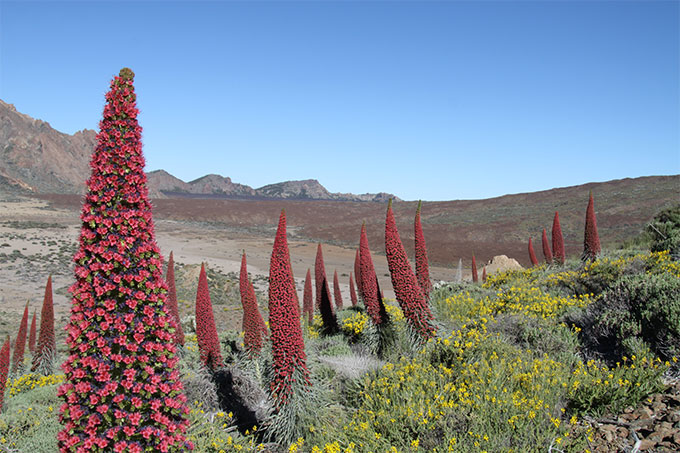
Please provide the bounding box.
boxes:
[648,204,680,259]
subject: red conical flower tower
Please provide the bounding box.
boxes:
[348,272,358,307]
[552,211,566,265]
[482,266,487,283]
[314,244,330,310]
[28,310,37,354]
[385,201,436,340]
[196,264,223,370]
[333,270,343,310]
[0,336,9,412]
[528,238,539,267]
[359,223,383,325]
[354,248,362,301]
[471,255,478,283]
[541,228,553,264]
[583,192,601,261]
[240,252,267,357]
[11,301,29,375]
[33,275,55,374]
[414,201,432,297]
[303,269,314,324]
[165,251,184,345]
[57,69,192,452]
[268,210,310,406]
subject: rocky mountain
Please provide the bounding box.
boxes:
[0,100,398,202]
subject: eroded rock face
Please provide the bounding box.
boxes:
[484,255,524,274]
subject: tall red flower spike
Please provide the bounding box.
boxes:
[348,272,358,307]
[541,228,553,264]
[28,310,37,354]
[11,301,29,375]
[353,248,362,300]
[303,269,314,324]
[240,252,267,357]
[58,69,192,452]
[359,223,383,325]
[0,336,9,412]
[333,270,343,310]
[583,191,601,261]
[33,275,55,373]
[471,255,479,283]
[482,267,487,283]
[528,238,539,267]
[319,276,339,335]
[552,211,566,265]
[196,263,223,370]
[269,210,310,406]
[414,201,433,297]
[314,243,330,310]
[166,251,184,345]
[385,201,436,340]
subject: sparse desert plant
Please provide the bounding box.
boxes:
[385,201,436,341]
[348,272,358,307]
[166,251,185,345]
[414,201,432,297]
[10,301,29,375]
[57,68,192,452]
[0,336,9,412]
[542,228,553,264]
[196,263,223,370]
[471,254,478,283]
[552,211,566,265]
[528,237,539,266]
[32,275,55,375]
[28,309,37,354]
[303,269,314,324]
[332,270,343,309]
[583,192,601,261]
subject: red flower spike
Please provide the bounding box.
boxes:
[482,267,487,283]
[348,272,358,307]
[583,192,601,261]
[195,264,223,370]
[0,336,9,412]
[314,244,330,310]
[385,201,436,340]
[28,309,37,354]
[240,252,267,357]
[414,201,432,297]
[333,270,343,310]
[552,211,566,265]
[58,69,193,451]
[319,276,339,335]
[471,255,478,283]
[268,210,310,406]
[359,223,383,325]
[303,269,314,324]
[33,275,55,373]
[528,238,539,267]
[542,228,553,264]
[11,301,29,374]
[353,248,362,301]
[165,252,184,345]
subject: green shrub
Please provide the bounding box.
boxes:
[648,204,680,259]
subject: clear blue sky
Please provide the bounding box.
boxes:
[1,1,678,201]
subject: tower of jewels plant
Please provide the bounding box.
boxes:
[28,309,37,354]
[268,210,310,407]
[57,68,192,452]
[240,252,267,357]
[33,275,56,374]
[333,270,343,309]
[10,301,29,375]
[542,228,553,264]
[0,336,9,412]
[528,237,539,267]
[303,269,314,324]
[349,272,358,307]
[165,251,184,345]
[195,263,223,370]
[359,223,383,325]
[414,200,432,296]
[385,200,436,340]
[583,191,601,261]
[552,211,566,265]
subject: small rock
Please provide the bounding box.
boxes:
[621,413,639,421]
[625,406,634,414]
[617,427,629,438]
[639,439,656,451]
[640,407,654,419]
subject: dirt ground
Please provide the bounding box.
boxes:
[0,194,457,340]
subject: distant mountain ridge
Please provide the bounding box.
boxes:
[0,99,398,202]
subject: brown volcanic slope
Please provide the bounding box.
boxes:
[0,100,95,193]
[39,175,679,269]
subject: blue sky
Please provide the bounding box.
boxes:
[1,1,678,201]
